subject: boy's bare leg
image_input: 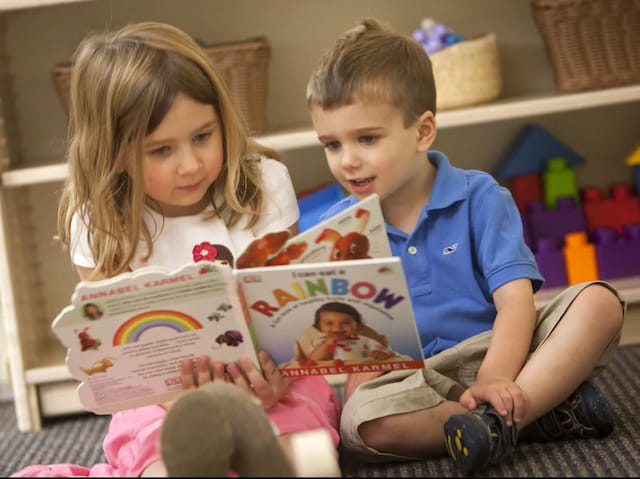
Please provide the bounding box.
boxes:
[513,284,623,427]
[358,400,467,458]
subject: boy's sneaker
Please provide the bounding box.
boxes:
[524,380,614,442]
[444,404,518,474]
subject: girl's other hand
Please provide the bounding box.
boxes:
[226,350,289,410]
[180,355,228,390]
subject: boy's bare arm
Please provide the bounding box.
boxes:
[459,278,536,424]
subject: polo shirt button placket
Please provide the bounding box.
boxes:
[407,246,418,255]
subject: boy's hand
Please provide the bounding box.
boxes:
[459,377,525,426]
[226,350,290,410]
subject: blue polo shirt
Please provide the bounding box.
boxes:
[321,151,544,357]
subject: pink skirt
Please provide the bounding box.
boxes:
[11,376,341,477]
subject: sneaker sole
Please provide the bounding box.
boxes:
[444,412,493,474]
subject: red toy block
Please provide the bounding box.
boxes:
[581,183,640,236]
[511,173,542,213]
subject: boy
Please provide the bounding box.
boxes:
[306,18,625,474]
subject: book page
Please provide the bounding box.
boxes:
[52,262,257,414]
[236,194,391,268]
[236,257,425,376]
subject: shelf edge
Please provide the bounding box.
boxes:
[4,85,640,187]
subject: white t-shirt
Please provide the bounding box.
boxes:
[70,158,299,271]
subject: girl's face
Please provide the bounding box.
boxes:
[317,311,358,340]
[138,93,224,216]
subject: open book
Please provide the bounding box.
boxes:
[52,195,425,414]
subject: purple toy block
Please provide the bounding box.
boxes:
[593,224,640,280]
[520,212,533,251]
[525,196,587,252]
[534,238,568,288]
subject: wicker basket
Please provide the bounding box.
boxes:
[532,0,640,92]
[430,33,502,111]
[51,36,271,134]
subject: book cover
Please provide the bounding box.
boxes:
[236,257,425,376]
[52,262,257,414]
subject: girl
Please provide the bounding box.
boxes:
[13,21,340,477]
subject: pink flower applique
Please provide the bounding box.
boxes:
[193,242,218,263]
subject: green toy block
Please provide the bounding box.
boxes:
[543,157,579,210]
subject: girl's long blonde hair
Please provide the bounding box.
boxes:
[57,21,278,277]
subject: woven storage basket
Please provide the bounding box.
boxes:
[51,36,271,134]
[430,33,502,111]
[532,0,640,92]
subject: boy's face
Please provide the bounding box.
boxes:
[317,311,358,339]
[311,101,435,206]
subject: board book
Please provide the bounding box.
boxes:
[52,194,425,414]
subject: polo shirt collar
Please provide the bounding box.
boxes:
[424,150,467,211]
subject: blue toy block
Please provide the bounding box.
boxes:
[494,124,584,179]
[626,145,640,194]
[593,224,640,280]
[525,196,587,252]
[632,165,640,196]
[297,182,345,232]
[534,238,568,288]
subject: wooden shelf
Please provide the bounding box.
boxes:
[3,84,640,188]
[0,0,93,12]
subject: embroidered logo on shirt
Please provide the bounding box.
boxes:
[443,243,458,255]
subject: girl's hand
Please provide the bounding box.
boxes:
[226,350,289,410]
[175,352,289,410]
[459,377,525,427]
[180,355,228,390]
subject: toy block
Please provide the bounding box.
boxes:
[494,124,584,179]
[593,224,640,280]
[627,145,640,194]
[520,212,533,251]
[543,157,579,210]
[534,238,568,288]
[511,172,542,213]
[632,165,640,196]
[525,197,587,251]
[581,183,640,236]
[563,231,599,285]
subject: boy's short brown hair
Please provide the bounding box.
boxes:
[306,18,436,126]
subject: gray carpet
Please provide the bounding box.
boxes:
[1,344,639,477]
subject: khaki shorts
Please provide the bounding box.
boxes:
[340,281,625,460]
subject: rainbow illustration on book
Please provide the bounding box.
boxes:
[113,310,203,345]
